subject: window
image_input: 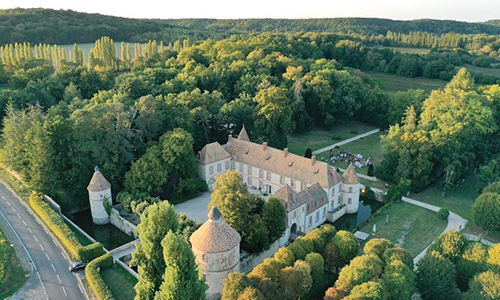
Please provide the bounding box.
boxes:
[209,166,214,175]
[301,182,305,191]
[302,206,305,212]
[291,179,296,188]
[349,187,353,193]
[348,198,352,204]
[231,161,235,170]
[267,172,271,180]
[248,177,252,185]
[259,181,264,188]
[259,170,264,178]
[225,161,229,170]
[309,216,312,226]
[292,210,297,219]
[239,163,244,172]
[248,166,252,175]
[337,196,341,205]
[323,207,326,217]
[217,163,221,173]
[280,176,285,185]
[337,186,339,194]
[316,211,319,221]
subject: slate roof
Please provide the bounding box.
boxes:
[87,166,111,192]
[342,163,360,185]
[190,206,241,253]
[225,137,343,189]
[198,142,231,165]
[275,183,328,214]
[237,125,250,142]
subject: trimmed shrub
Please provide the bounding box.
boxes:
[85,253,114,300]
[437,208,449,220]
[29,192,104,261]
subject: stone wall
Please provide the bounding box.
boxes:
[43,195,62,214]
[110,208,138,239]
[239,235,288,273]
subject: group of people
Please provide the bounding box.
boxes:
[329,149,372,168]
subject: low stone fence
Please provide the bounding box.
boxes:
[367,186,385,202]
[240,235,288,273]
[463,233,495,247]
[327,204,347,223]
[43,195,62,214]
[110,207,138,239]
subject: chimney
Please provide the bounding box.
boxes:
[284,148,289,158]
[312,156,317,165]
[197,151,201,159]
[262,142,268,151]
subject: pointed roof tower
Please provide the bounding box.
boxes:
[87,166,111,192]
[190,206,241,253]
[237,125,250,142]
[342,163,360,185]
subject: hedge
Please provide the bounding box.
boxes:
[29,193,104,261]
[86,253,115,300]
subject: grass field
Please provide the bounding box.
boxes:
[0,227,28,299]
[359,202,447,257]
[316,133,384,176]
[465,64,500,77]
[369,46,431,55]
[287,119,377,156]
[365,72,447,93]
[101,264,137,300]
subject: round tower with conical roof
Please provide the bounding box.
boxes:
[341,163,361,214]
[190,206,241,300]
[87,166,112,225]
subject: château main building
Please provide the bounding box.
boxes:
[197,126,361,237]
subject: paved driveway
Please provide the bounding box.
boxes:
[174,192,211,223]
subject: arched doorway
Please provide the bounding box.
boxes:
[291,223,297,234]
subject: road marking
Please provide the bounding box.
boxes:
[57,274,62,283]
[39,244,44,251]
[0,209,37,271]
[51,263,56,272]
[6,201,10,206]
[1,195,5,200]
[12,207,16,212]
[28,227,33,233]
[45,253,51,261]
[22,220,27,226]
[16,213,21,219]
[62,286,68,297]
[36,271,49,300]
[43,228,49,235]
[34,236,39,242]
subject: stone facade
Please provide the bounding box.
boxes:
[87,166,112,225]
[197,127,361,237]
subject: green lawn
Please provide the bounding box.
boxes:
[359,202,447,257]
[101,264,137,300]
[316,133,384,176]
[465,64,500,77]
[369,46,431,55]
[365,72,447,93]
[0,228,28,299]
[287,119,377,156]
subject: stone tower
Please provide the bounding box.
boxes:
[87,166,112,225]
[341,163,361,214]
[190,206,241,300]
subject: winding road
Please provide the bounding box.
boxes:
[0,182,86,300]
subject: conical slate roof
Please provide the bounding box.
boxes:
[190,206,241,253]
[87,166,111,192]
[342,163,360,185]
[237,125,250,142]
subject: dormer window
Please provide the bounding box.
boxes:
[245,150,249,155]
[314,169,319,174]
[265,155,270,160]
[288,161,294,167]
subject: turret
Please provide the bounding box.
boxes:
[87,166,112,225]
[341,163,361,214]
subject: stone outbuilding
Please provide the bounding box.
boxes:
[190,206,241,300]
[87,166,112,225]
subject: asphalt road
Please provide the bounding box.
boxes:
[0,183,86,300]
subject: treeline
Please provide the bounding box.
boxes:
[0,8,228,44]
[164,17,500,35]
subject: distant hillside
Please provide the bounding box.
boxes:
[0,8,227,44]
[162,18,500,35]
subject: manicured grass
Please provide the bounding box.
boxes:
[0,228,28,299]
[463,222,500,245]
[365,72,447,93]
[316,133,384,176]
[369,46,431,55]
[465,64,500,77]
[358,202,447,257]
[101,264,137,300]
[287,119,377,156]
[411,174,479,221]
